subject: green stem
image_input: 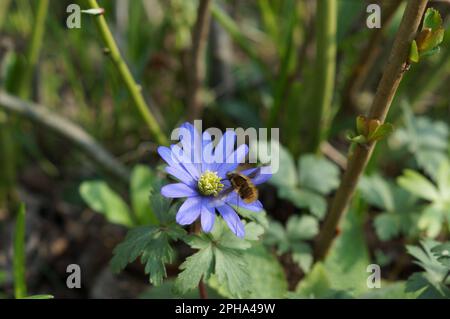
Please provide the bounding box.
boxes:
[13,203,27,299]
[301,0,337,153]
[267,0,296,128]
[0,0,12,30]
[211,4,271,81]
[87,0,168,145]
[19,0,49,99]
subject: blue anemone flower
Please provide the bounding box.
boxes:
[158,122,271,238]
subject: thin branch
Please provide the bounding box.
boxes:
[315,0,429,261]
[87,0,168,146]
[0,91,130,184]
[320,141,347,170]
[187,0,212,121]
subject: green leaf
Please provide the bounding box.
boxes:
[214,247,250,297]
[356,115,367,135]
[409,40,419,63]
[368,123,394,142]
[418,206,445,238]
[295,263,334,298]
[286,215,318,241]
[323,206,371,297]
[419,28,444,54]
[298,154,340,195]
[80,181,134,227]
[13,203,27,299]
[264,142,298,188]
[405,272,450,298]
[292,243,314,273]
[406,240,450,298]
[176,220,263,297]
[431,242,450,268]
[392,105,448,178]
[175,246,215,294]
[398,170,439,202]
[209,245,288,298]
[111,225,185,286]
[278,187,327,219]
[374,213,399,241]
[130,165,158,225]
[423,8,442,31]
[359,175,395,211]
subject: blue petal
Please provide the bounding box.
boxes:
[171,144,200,179]
[165,166,196,187]
[176,196,202,225]
[161,183,198,198]
[240,166,272,185]
[216,144,249,177]
[201,204,216,232]
[209,131,236,173]
[179,122,202,165]
[217,205,245,238]
[158,146,178,167]
[201,131,215,172]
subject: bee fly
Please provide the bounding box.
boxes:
[221,167,261,204]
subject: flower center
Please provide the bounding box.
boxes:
[197,170,223,196]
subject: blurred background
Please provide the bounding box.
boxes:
[0,0,449,298]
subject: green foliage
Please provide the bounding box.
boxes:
[111,202,186,287]
[261,141,340,219]
[265,215,318,273]
[390,105,449,178]
[359,174,419,241]
[13,203,27,299]
[405,240,450,298]
[131,165,160,225]
[80,165,160,227]
[175,220,265,298]
[80,181,134,227]
[290,205,371,298]
[398,160,450,238]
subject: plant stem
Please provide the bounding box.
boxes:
[301,0,337,153]
[0,0,12,30]
[268,0,296,128]
[19,0,49,99]
[211,4,271,81]
[315,0,429,261]
[187,0,212,121]
[13,203,27,299]
[87,0,168,146]
[0,91,130,184]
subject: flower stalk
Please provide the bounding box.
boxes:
[301,0,337,153]
[187,0,212,121]
[315,0,429,261]
[19,0,49,99]
[87,0,168,146]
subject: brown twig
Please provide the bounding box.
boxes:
[187,0,212,121]
[320,141,347,170]
[342,1,402,112]
[315,0,429,261]
[0,91,130,183]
